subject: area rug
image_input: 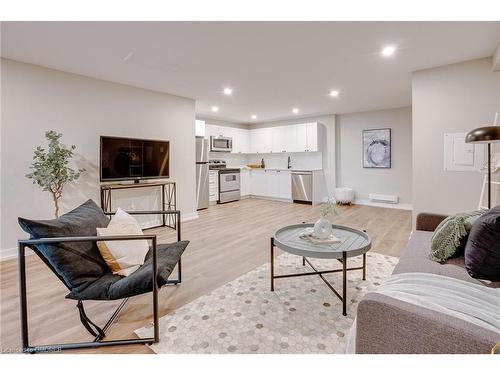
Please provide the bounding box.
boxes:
[135,252,398,354]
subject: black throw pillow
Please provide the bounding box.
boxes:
[18,199,110,291]
[464,205,500,281]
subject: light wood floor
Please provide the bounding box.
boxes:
[0,198,411,354]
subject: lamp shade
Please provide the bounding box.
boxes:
[465,126,500,144]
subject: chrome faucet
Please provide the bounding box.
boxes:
[287,156,292,169]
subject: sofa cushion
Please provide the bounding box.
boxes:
[393,230,499,287]
[67,241,189,300]
[464,205,500,281]
[430,210,484,262]
[18,199,110,290]
[97,208,150,277]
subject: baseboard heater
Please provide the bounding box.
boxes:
[368,194,398,204]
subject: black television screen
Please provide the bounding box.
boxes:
[100,136,170,182]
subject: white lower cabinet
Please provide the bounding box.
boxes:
[250,169,267,196]
[265,170,280,198]
[240,169,251,196]
[277,170,292,199]
[208,170,219,203]
[248,169,291,200]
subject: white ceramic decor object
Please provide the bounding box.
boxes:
[313,217,332,239]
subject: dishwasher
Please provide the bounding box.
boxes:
[291,170,312,204]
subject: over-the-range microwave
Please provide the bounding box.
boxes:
[210,136,232,152]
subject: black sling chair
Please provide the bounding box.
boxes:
[17,199,189,353]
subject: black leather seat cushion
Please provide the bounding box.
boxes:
[18,199,111,290]
[67,241,188,300]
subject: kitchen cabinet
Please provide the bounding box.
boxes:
[265,170,280,198]
[208,170,219,203]
[250,169,267,196]
[247,169,292,200]
[206,122,321,154]
[271,127,287,153]
[195,120,205,137]
[277,170,292,199]
[205,124,222,140]
[250,128,273,153]
[240,169,251,196]
[232,128,250,154]
[294,123,318,152]
[305,123,318,152]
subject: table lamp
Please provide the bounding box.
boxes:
[465,113,500,209]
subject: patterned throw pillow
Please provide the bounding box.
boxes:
[430,210,485,262]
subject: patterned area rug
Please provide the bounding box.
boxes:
[135,252,398,354]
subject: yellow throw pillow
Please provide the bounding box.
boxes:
[97,208,149,277]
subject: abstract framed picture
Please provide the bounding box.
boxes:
[362,128,391,168]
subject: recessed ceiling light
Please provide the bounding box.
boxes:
[211,106,219,113]
[329,90,340,97]
[381,45,396,57]
[292,108,299,114]
[251,114,257,120]
[122,51,134,62]
[223,87,233,96]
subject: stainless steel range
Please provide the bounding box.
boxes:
[209,160,240,203]
[218,168,240,203]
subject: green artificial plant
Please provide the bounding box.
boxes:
[320,198,340,218]
[26,130,85,218]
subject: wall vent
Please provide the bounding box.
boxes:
[369,194,398,204]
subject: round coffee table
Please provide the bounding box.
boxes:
[270,223,372,316]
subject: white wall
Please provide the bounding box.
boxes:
[1,59,197,258]
[412,57,500,220]
[335,107,412,206]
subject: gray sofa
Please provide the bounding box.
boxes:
[355,213,500,354]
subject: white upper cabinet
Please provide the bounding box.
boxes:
[294,123,318,152]
[295,124,308,152]
[305,123,318,152]
[195,120,205,137]
[250,128,273,153]
[232,128,250,154]
[206,122,321,154]
[204,124,224,140]
[271,127,287,153]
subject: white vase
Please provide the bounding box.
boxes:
[313,216,332,239]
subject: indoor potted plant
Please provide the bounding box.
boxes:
[26,130,85,218]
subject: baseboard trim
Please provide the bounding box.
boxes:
[354,199,412,211]
[248,195,293,203]
[182,212,199,222]
[0,211,200,262]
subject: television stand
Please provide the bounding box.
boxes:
[100,181,176,230]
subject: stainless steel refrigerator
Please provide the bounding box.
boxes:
[196,136,209,210]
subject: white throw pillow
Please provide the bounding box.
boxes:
[97,208,150,277]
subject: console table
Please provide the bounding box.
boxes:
[100,181,177,230]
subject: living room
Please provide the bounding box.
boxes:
[1,2,499,374]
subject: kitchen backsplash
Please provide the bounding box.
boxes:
[211,152,323,170]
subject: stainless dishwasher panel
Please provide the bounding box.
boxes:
[291,171,312,203]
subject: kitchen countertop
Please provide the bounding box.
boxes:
[234,166,323,172]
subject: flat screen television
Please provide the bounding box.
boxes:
[100,136,170,182]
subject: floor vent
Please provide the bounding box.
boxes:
[368,194,398,204]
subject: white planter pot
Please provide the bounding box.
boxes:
[313,217,332,239]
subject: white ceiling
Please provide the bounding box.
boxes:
[2,21,499,124]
